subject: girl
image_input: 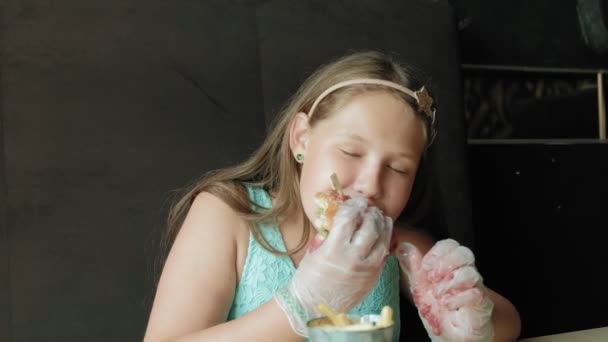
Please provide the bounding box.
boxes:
[144,51,521,341]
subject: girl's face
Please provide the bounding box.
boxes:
[291,91,427,224]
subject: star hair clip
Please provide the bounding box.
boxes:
[414,86,436,125]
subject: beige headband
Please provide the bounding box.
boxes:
[307,78,435,125]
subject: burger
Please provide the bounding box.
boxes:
[308,189,349,251]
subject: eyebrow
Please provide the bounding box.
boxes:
[335,133,418,160]
[336,132,365,142]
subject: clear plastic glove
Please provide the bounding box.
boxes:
[397,239,494,342]
[275,197,393,336]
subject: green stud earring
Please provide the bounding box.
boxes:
[296,153,304,162]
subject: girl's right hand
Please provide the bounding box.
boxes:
[274,197,393,336]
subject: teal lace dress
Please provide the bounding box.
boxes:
[227,186,401,341]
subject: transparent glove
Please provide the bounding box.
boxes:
[397,239,494,342]
[275,197,393,336]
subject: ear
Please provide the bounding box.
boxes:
[289,112,311,159]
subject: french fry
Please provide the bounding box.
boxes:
[314,304,394,331]
[330,173,343,197]
[317,303,344,326]
[379,306,394,327]
[336,313,351,326]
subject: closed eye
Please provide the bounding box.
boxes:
[388,165,409,175]
[340,149,361,158]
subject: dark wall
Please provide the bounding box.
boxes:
[452,0,608,338]
[1,1,470,341]
[1,114,10,342]
[469,142,608,338]
[452,0,608,68]
[1,1,266,341]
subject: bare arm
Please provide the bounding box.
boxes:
[143,192,302,342]
[486,288,521,342]
[171,300,302,342]
[393,225,521,342]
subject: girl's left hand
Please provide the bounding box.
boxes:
[396,239,494,342]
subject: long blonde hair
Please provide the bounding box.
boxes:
[162,50,434,261]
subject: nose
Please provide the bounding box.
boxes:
[352,161,383,200]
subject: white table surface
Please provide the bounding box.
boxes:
[520,327,608,341]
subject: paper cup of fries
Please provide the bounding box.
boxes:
[306,305,394,342]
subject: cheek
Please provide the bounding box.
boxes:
[297,167,317,222]
[324,150,362,186]
[300,149,347,190]
[383,178,415,219]
[297,148,358,223]
[298,156,337,222]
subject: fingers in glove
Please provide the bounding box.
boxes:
[323,197,367,249]
[428,245,476,283]
[379,215,393,250]
[441,287,485,310]
[434,265,483,297]
[362,240,389,269]
[446,298,495,340]
[421,239,460,273]
[350,207,383,260]
[372,212,394,259]
[358,211,393,267]
[396,242,424,287]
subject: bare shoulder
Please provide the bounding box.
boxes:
[144,191,248,340]
[166,191,246,270]
[184,191,246,238]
